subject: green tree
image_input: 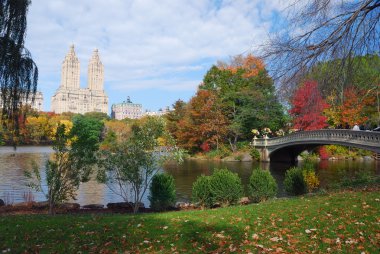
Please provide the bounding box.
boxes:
[200,56,285,151]
[70,114,104,175]
[148,173,176,211]
[97,116,183,213]
[0,0,38,136]
[25,119,102,214]
[165,99,187,141]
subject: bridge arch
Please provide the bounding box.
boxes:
[253,130,380,162]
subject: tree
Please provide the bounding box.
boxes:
[70,114,104,175]
[0,0,38,136]
[175,90,229,152]
[340,87,376,127]
[165,99,187,141]
[97,116,183,213]
[289,81,328,130]
[262,0,380,99]
[201,55,285,151]
[25,116,104,214]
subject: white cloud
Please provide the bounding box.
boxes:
[24,0,286,110]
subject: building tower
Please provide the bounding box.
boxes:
[60,45,80,89]
[87,49,104,91]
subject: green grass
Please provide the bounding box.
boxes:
[1,189,380,253]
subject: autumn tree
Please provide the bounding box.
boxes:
[165,99,187,141]
[0,0,38,136]
[289,81,328,130]
[25,115,51,143]
[340,87,376,127]
[176,90,228,152]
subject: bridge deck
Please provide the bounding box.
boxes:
[253,130,380,153]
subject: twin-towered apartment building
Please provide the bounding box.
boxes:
[20,45,167,120]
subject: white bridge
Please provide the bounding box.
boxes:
[253,130,380,162]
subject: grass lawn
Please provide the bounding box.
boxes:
[1,189,379,253]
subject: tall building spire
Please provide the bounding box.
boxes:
[88,48,104,91]
[60,45,80,89]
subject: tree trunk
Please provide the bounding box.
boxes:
[48,199,55,215]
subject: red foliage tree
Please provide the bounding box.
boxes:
[289,81,328,130]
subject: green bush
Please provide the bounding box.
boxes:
[148,173,176,211]
[236,141,250,150]
[206,146,231,159]
[192,175,213,209]
[284,167,307,195]
[248,168,277,203]
[209,168,243,207]
[250,148,260,161]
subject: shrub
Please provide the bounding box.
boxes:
[250,148,260,161]
[303,170,320,193]
[248,169,277,203]
[192,175,213,209]
[209,168,243,207]
[236,141,250,150]
[148,173,176,211]
[284,167,307,195]
[206,146,231,159]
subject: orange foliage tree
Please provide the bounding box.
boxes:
[176,90,229,152]
[340,87,376,126]
[217,54,265,78]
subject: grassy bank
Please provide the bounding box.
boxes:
[1,189,379,253]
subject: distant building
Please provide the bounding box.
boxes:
[111,97,143,120]
[0,91,43,111]
[144,106,171,117]
[51,45,108,114]
[29,91,44,111]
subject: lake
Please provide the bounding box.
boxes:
[0,146,378,206]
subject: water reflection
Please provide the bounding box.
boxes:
[0,146,378,206]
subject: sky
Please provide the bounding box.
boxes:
[24,0,289,113]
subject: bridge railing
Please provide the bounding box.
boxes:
[254,130,380,147]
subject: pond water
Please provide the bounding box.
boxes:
[0,146,379,206]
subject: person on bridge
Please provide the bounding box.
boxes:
[352,124,360,131]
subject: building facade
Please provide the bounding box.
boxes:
[28,91,44,111]
[0,91,43,111]
[111,97,143,120]
[51,45,108,114]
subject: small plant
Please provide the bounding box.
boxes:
[192,175,213,209]
[209,168,243,207]
[275,129,285,137]
[261,127,272,137]
[248,168,277,203]
[251,129,260,136]
[236,141,250,150]
[303,170,320,193]
[250,147,260,161]
[234,154,243,161]
[148,173,176,212]
[284,167,307,195]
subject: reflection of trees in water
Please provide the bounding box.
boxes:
[316,160,377,188]
[0,153,49,203]
[76,177,106,205]
[1,149,379,205]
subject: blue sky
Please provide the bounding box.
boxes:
[24,0,288,113]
